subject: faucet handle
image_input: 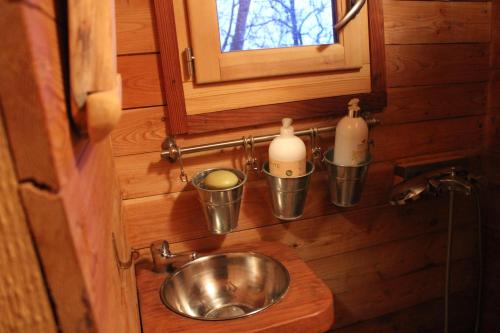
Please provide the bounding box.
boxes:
[150,240,198,273]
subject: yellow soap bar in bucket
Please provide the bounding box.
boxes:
[203,170,239,190]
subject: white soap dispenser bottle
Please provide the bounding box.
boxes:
[333,98,369,166]
[269,118,306,177]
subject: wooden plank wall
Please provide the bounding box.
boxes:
[113,0,492,331]
[482,0,500,329]
[0,1,140,332]
[0,106,57,333]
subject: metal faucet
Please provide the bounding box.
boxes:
[150,240,199,273]
[390,167,477,206]
[427,167,473,196]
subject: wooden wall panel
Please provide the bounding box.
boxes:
[386,44,490,87]
[116,0,157,55]
[123,163,394,247]
[112,0,491,331]
[384,0,491,45]
[311,224,476,295]
[333,259,475,328]
[116,116,482,199]
[111,106,166,156]
[384,83,487,125]
[335,291,476,333]
[118,53,163,109]
[119,45,491,110]
[168,195,475,254]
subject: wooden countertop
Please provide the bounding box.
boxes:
[136,241,334,333]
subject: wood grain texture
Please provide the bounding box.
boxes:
[310,222,476,292]
[112,0,492,331]
[118,53,164,109]
[167,196,475,258]
[116,116,482,199]
[123,162,394,247]
[111,106,167,156]
[383,83,487,125]
[20,139,140,333]
[112,111,334,157]
[386,44,490,87]
[0,0,74,190]
[139,198,478,330]
[368,0,387,93]
[332,258,475,328]
[137,242,334,333]
[21,184,97,333]
[116,0,157,55]
[153,0,188,134]
[111,82,486,157]
[334,291,476,333]
[69,0,117,108]
[121,45,490,115]
[0,105,57,333]
[1,1,140,330]
[186,92,384,134]
[384,0,491,45]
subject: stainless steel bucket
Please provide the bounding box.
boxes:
[262,161,314,220]
[323,149,372,207]
[192,168,247,234]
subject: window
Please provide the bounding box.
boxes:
[217,0,336,53]
[185,0,366,84]
[154,0,386,134]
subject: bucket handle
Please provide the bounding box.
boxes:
[243,136,260,174]
[310,128,323,170]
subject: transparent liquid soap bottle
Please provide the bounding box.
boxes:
[333,98,369,166]
[269,118,306,177]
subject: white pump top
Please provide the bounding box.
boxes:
[348,98,361,118]
[280,118,294,136]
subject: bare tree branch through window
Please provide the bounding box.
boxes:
[216,0,336,52]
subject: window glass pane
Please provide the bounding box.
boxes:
[216,0,336,53]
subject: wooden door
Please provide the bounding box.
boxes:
[0,1,140,332]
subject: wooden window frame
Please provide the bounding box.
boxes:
[154,0,386,135]
[186,0,363,84]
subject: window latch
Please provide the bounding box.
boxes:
[335,0,367,32]
[185,47,195,79]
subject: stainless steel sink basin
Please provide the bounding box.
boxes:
[160,252,290,320]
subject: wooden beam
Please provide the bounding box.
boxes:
[153,0,188,134]
[0,104,57,333]
[0,0,74,190]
